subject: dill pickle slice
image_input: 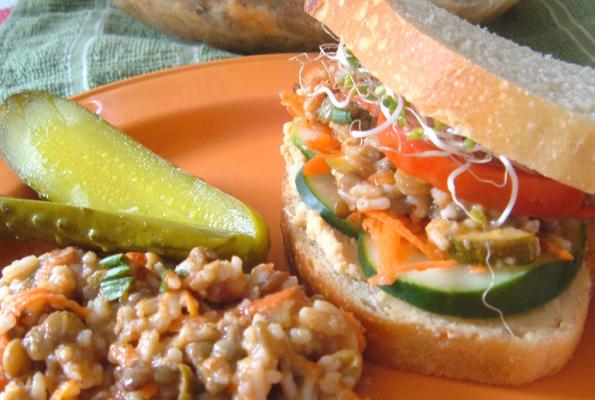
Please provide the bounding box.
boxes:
[448,227,539,265]
[0,92,269,265]
[0,196,249,261]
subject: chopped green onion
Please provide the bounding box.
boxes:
[382,96,397,113]
[374,85,386,97]
[463,138,476,151]
[434,120,446,131]
[345,48,360,69]
[397,115,407,127]
[98,253,128,269]
[160,270,169,293]
[100,277,133,301]
[407,127,424,141]
[343,74,355,88]
[175,264,190,278]
[470,206,488,226]
[331,108,352,125]
[101,265,131,282]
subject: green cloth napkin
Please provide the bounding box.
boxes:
[488,0,595,68]
[0,0,235,102]
[0,0,593,103]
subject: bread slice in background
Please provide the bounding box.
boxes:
[280,125,593,385]
[305,0,595,194]
[433,0,520,22]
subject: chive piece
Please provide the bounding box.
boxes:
[382,96,397,113]
[470,206,488,226]
[397,115,407,127]
[434,120,446,131]
[374,85,386,97]
[160,270,169,293]
[345,48,360,69]
[100,277,133,301]
[463,138,476,150]
[331,108,352,125]
[343,74,355,88]
[100,265,131,282]
[407,127,424,141]
[98,253,128,269]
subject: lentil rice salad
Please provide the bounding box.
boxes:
[0,247,365,399]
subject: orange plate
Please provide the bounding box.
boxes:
[0,55,593,399]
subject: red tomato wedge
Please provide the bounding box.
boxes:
[377,125,585,219]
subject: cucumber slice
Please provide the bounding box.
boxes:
[448,227,539,265]
[295,169,360,238]
[0,92,269,266]
[0,196,246,261]
[358,223,585,318]
[290,131,317,159]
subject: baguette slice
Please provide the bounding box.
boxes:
[305,0,595,194]
[280,125,593,385]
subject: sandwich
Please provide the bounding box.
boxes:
[279,0,595,385]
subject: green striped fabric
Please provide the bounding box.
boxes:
[0,0,234,102]
[487,0,595,68]
[0,0,593,102]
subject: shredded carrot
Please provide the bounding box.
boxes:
[50,380,81,400]
[364,211,446,260]
[363,213,456,285]
[245,287,303,317]
[138,383,158,398]
[292,117,340,154]
[368,260,457,286]
[180,290,199,316]
[110,342,140,366]
[126,252,147,268]
[35,247,77,283]
[0,335,8,390]
[280,91,305,118]
[2,288,89,321]
[305,134,341,154]
[541,236,574,261]
[303,155,332,176]
[469,265,488,274]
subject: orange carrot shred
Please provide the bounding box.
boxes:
[138,383,158,398]
[541,236,574,261]
[303,155,332,176]
[364,211,445,260]
[245,287,301,317]
[280,91,305,118]
[2,288,89,322]
[367,260,457,286]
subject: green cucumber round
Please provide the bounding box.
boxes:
[358,223,585,318]
[295,169,360,238]
[290,132,317,160]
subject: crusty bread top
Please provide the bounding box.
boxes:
[305,0,595,194]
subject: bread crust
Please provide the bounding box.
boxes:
[305,0,595,194]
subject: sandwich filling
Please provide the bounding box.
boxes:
[281,43,592,319]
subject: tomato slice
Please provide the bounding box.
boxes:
[377,126,585,219]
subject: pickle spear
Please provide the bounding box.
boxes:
[0,196,251,262]
[0,92,269,265]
